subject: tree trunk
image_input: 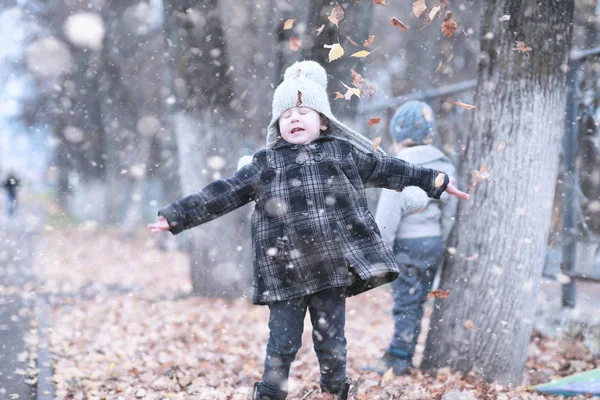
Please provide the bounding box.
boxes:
[422,0,574,385]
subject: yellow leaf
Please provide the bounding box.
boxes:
[455,101,477,111]
[350,49,375,58]
[328,2,344,27]
[382,367,394,382]
[412,0,426,18]
[372,136,382,151]
[290,37,301,52]
[324,43,344,62]
[497,140,505,151]
[283,19,295,31]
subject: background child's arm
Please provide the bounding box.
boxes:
[374,188,403,250]
[152,152,265,235]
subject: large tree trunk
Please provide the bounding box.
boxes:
[164,0,251,298]
[422,0,574,385]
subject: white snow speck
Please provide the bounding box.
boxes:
[64,12,105,50]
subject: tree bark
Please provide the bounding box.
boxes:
[422,0,574,385]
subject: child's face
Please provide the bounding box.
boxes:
[278,107,321,145]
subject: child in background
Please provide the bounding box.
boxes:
[148,62,468,400]
[367,100,459,376]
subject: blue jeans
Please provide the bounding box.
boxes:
[389,237,444,357]
[261,287,347,395]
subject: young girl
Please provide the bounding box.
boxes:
[148,61,469,400]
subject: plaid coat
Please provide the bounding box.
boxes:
[159,135,448,305]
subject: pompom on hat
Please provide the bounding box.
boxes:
[389,100,436,145]
[267,60,383,155]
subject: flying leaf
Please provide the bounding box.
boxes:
[435,60,443,72]
[374,0,386,5]
[465,319,474,330]
[469,164,490,192]
[441,11,457,37]
[368,118,381,126]
[428,5,441,21]
[389,17,409,32]
[465,253,479,261]
[333,91,344,100]
[316,24,325,36]
[351,69,363,87]
[455,101,478,110]
[497,140,505,151]
[513,40,532,58]
[350,49,375,58]
[347,36,360,46]
[440,0,449,7]
[363,34,375,47]
[283,19,295,31]
[328,2,344,27]
[296,90,302,107]
[412,0,426,18]
[499,15,511,22]
[372,136,382,151]
[324,43,344,62]
[290,37,301,51]
[341,81,360,100]
[427,289,450,299]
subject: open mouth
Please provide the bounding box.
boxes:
[291,127,304,134]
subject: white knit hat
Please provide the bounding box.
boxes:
[267,60,384,155]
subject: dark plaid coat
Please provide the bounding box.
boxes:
[159,135,448,305]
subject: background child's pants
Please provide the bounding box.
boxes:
[261,287,347,395]
[390,237,444,357]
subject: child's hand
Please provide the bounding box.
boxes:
[148,216,171,233]
[446,177,470,200]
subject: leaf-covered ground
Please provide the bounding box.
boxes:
[37,228,598,399]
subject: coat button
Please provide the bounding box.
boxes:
[295,155,306,164]
[314,153,323,161]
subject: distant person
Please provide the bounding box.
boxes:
[365,101,459,376]
[4,173,19,216]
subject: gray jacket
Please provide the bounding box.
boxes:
[375,145,458,248]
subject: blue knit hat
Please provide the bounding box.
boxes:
[389,101,435,145]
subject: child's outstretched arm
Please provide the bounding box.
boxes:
[148,151,266,235]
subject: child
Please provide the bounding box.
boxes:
[148,61,469,400]
[366,101,458,376]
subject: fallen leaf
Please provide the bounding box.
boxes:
[372,136,382,151]
[328,2,344,27]
[296,90,302,107]
[499,15,510,22]
[324,43,344,62]
[441,11,457,37]
[427,289,450,299]
[363,34,375,47]
[382,367,394,382]
[368,118,381,126]
[455,101,478,110]
[465,319,474,330]
[282,19,295,31]
[497,140,505,151]
[412,0,427,18]
[389,17,409,32]
[374,0,386,5]
[316,24,325,36]
[334,91,344,100]
[341,81,360,100]
[435,59,443,72]
[428,5,442,21]
[350,49,375,58]
[289,37,301,51]
[513,40,532,58]
[465,253,479,261]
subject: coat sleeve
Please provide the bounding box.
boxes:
[158,150,266,235]
[440,163,459,242]
[374,188,403,250]
[351,147,449,199]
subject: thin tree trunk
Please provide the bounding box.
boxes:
[422,0,574,385]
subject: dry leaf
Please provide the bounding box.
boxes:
[381,367,394,382]
[341,81,360,100]
[513,40,532,58]
[389,17,409,32]
[412,0,427,18]
[374,0,386,5]
[428,5,442,21]
[363,34,375,47]
[473,165,489,182]
[465,319,474,330]
[350,49,375,58]
[499,15,510,22]
[435,59,443,72]
[328,2,344,27]
[368,118,381,126]
[351,69,363,87]
[434,173,446,188]
[427,289,450,299]
[283,19,295,31]
[497,140,505,151]
[465,253,479,261]
[347,36,360,46]
[372,136,382,151]
[316,24,325,36]
[296,90,302,107]
[289,37,301,51]
[324,43,344,62]
[441,11,457,37]
[455,101,478,110]
[334,91,344,100]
